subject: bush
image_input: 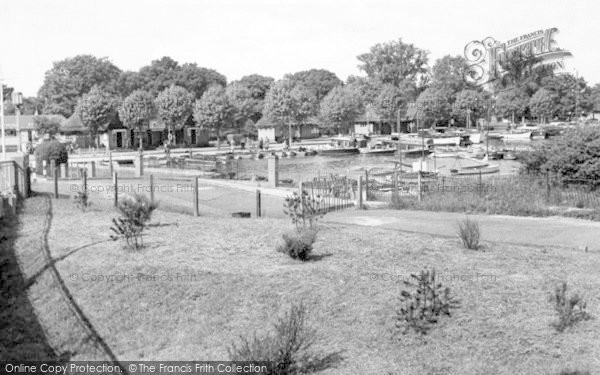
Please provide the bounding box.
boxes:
[283,191,325,232]
[457,216,481,250]
[228,302,343,374]
[73,190,90,211]
[34,140,68,173]
[395,269,460,335]
[549,282,591,332]
[278,229,317,261]
[110,194,157,250]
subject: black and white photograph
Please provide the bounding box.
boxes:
[1,0,600,374]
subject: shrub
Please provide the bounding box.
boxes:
[228,302,343,374]
[283,191,325,232]
[73,190,90,211]
[278,229,317,261]
[457,216,481,250]
[549,282,591,332]
[395,269,460,335]
[34,140,68,174]
[110,194,157,250]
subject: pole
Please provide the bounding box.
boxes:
[15,106,20,152]
[256,189,261,218]
[194,176,199,217]
[417,171,422,202]
[54,167,59,199]
[149,174,155,204]
[357,176,363,209]
[0,75,5,160]
[113,172,118,207]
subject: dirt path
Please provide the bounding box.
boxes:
[324,209,600,250]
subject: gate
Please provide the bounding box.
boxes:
[300,174,356,212]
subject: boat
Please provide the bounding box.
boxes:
[501,131,532,141]
[431,135,461,146]
[451,164,500,175]
[503,153,517,160]
[398,133,434,146]
[359,141,396,155]
[318,136,359,155]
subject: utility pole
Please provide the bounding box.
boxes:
[0,73,5,160]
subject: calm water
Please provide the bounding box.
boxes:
[232,138,533,182]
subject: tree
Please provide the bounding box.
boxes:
[175,63,227,99]
[225,82,255,131]
[345,76,382,106]
[285,69,342,101]
[416,87,453,127]
[451,89,488,127]
[541,74,591,120]
[155,85,194,144]
[38,55,121,117]
[119,90,155,149]
[33,115,63,139]
[591,84,600,117]
[319,85,363,134]
[116,71,145,98]
[495,88,529,123]
[373,83,415,127]
[193,85,235,149]
[494,51,553,96]
[236,74,275,123]
[138,56,180,97]
[357,38,429,87]
[431,55,471,94]
[263,80,318,142]
[75,87,119,147]
[529,88,558,123]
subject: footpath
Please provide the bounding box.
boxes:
[324,209,600,250]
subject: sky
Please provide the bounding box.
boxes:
[1,0,599,97]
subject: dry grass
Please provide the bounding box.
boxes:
[20,197,600,374]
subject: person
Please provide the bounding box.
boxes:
[240,137,246,150]
[258,138,263,150]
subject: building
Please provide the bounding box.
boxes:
[353,105,394,135]
[61,113,128,149]
[256,117,320,142]
[1,115,40,152]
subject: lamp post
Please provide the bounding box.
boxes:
[12,92,23,153]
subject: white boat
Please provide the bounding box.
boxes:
[359,141,397,155]
[501,131,532,141]
[452,164,500,175]
[431,136,461,146]
[398,133,433,146]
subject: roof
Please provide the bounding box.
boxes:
[256,116,320,129]
[61,113,125,133]
[1,115,56,130]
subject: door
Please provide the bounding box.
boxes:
[116,132,123,148]
[190,129,196,145]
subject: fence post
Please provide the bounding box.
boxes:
[268,155,279,187]
[364,170,369,201]
[256,189,261,218]
[83,169,88,195]
[149,174,155,204]
[546,171,551,202]
[109,151,114,176]
[50,159,56,178]
[194,176,199,217]
[417,171,422,202]
[357,176,363,209]
[113,172,118,207]
[25,166,31,198]
[89,161,96,178]
[54,167,59,199]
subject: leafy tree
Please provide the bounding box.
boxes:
[76,87,119,147]
[451,89,488,127]
[194,85,235,149]
[263,80,318,141]
[529,88,558,123]
[345,76,382,106]
[285,69,342,101]
[431,55,471,94]
[541,74,591,119]
[357,38,429,87]
[38,55,121,117]
[235,74,275,123]
[495,88,529,123]
[319,85,363,134]
[590,84,600,117]
[373,83,415,126]
[225,82,255,130]
[116,71,145,98]
[416,87,453,127]
[156,85,194,144]
[119,90,155,149]
[33,115,63,139]
[138,56,180,97]
[494,51,553,96]
[175,63,227,99]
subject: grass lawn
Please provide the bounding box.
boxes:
[33,197,600,374]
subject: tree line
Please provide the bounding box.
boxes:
[3,38,600,147]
